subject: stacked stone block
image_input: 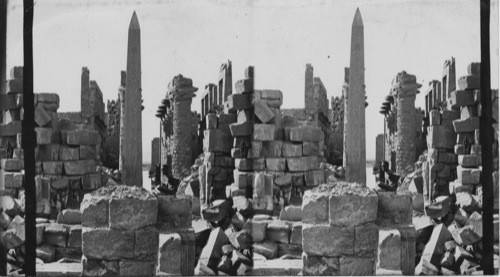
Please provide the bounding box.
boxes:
[80,185,158,276]
[201,112,235,209]
[156,195,195,275]
[423,107,459,204]
[301,182,378,275]
[449,63,482,201]
[377,192,416,275]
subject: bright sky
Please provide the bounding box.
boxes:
[6,0,499,163]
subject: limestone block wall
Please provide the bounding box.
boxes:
[301,182,379,276]
[80,185,159,276]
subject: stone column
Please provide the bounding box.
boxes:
[81,67,90,118]
[342,68,349,169]
[121,12,143,186]
[393,71,420,175]
[167,75,198,180]
[304,64,314,119]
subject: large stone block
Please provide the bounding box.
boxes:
[235,78,253,94]
[109,195,158,230]
[81,173,102,190]
[157,232,182,275]
[266,220,290,244]
[0,94,23,111]
[458,75,480,90]
[457,166,481,184]
[64,130,100,146]
[82,227,134,260]
[57,209,81,224]
[302,224,354,256]
[80,194,109,227]
[253,241,278,259]
[58,146,79,161]
[449,90,475,109]
[302,189,328,224]
[287,156,319,172]
[157,195,191,230]
[329,182,378,226]
[282,142,302,157]
[302,253,340,276]
[288,126,323,142]
[42,161,63,175]
[339,256,376,276]
[67,224,82,248]
[234,170,254,189]
[377,192,412,227]
[355,224,378,257]
[229,121,253,137]
[79,145,98,160]
[421,223,453,266]
[81,256,119,277]
[266,158,286,171]
[378,229,402,270]
[119,261,155,276]
[253,124,276,141]
[0,170,23,189]
[290,222,302,245]
[0,121,22,137]
[44,223,68,248]
[64,160,96,175]
[453,117,480,133]
[198,227,229,271]
[204,129,232,153]
[304,170,325,187]
[262,141,283,158]
[34,104,52,127]
[253,98,275,123]
[226,94,251,112]
[38,144,60,161]
[427,125,456,149]
[458,154,481,168]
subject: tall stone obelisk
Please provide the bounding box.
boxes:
[345,8,366,185]
[121,11,142,187]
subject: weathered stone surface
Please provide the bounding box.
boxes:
[253,98,275,123]
[458,154,481,168]
[158,232,182,275]
[287,156,319,172]
[198,227,229,271]
[449,90,475,109]
[302,189,328,224]
[57,209,81,224]
[119,261,155,276]
[109,196,157,230]
[262,141,283,158]
[302,253,340,276]
[36,224,45,245]
[465,211,482,237]
[282,142,302,157]
[80,194,109,227]
[266,158,286,171]
[456,192,480,214]
[266,220,290,244]
[0,121,22,137]
[227,94,252,112]
[64,160,96,175]
[279,205,301,221]
[302,224,354,256]
[44,223,68,248]
[235,78,253,94]
[132,226,159,261]
[290,222,302,245]
[0,94,23,111]
[36,244,56,263]
[0,170,23,189]
[277,243,302,257]
[202,199,230,223]
[253,124,276,141]
[79,145,98,160]
[304,170,325,187]
[453,117,480,133]
[427,125,456,149]
[229,121,253,137]
[458,75,480,90]
[454,245,474,264]
[81,257,119,277]
[157,195,192,230]
[329,183,378,226]
[67,224,82,248]
[424,195,451,219]
[252,172,273,212]
[302,142,319,156]
[355,224,378,257]
[0,158,23,171]
[253,241,278,259]
[37,144,59,161]
[42,161,63,175]
[229,229,252,250]
[59,146,79,161]
[82,227,134,260]
[421,223,452,266]
[339,256,376,276]
[234,170,254,189]
[378,229,401,270]
[451,225,481,246]
[415,259,439,275]
[288,126,322,142]
[81,173,102,190]
[64,130,100,146]
[274,173,292,187]
[242,219,267,243]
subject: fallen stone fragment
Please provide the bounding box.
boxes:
[229,230,252,250]
[44,223,68,248]
[56,209,81,225]
[266,220,290,244]
[198,227,229,271]
[242,219,267,243]
[421,223,452,266]
[424,195,451,219]
[415,259,439,275]
[339,256,376,276]
[302,252,340,276]
[378,228,401,270]
[36,244,55,263]
[279,205,301,221]
[253,241,278,259]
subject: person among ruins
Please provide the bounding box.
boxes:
[378,161,400,191]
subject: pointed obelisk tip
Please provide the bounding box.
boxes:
[129,11,140,30]
[353,7,363,26]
